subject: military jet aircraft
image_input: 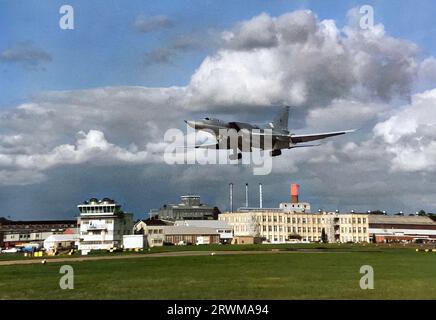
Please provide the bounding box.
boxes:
[185,106,355,159]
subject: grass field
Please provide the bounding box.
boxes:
[0,245,435,299]
[0,242,421,261]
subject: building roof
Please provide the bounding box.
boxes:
[44,234,79,242]
[174,220,230,229]
[368,215,436,226]
[0,219,76,226]
[138,218,169,226]
[80,198,118,205]
[163,226,219,235]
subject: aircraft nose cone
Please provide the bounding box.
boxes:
[185,120,196,128]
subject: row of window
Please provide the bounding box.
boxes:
[341,227,367,234]
[225,216,367,224]
[233,224,368,234]
[79,240,114,245]
[340,236,368,242]
[265,235,369,243]
[5,224,73,228]
[86,220,113,225]
[339,218,367,224]
[148,229,163,234]
[79,206,118,214]
[6,233,43,239]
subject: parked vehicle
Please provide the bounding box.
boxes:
[2,247,20,253]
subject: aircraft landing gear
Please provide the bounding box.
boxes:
[270,149,282,157]
[229,151,243,160]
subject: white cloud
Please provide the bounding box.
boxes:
[185,10,418,110]
[418,56,436,86]
[373,89,436,172]
[223,13,278,50]
[305,99,387,132]
[3,130,155,171]
[133,15,173,33]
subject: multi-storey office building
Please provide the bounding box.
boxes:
[219,210,369,243]
[220,182,370,243]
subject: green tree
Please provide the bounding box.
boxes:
[369,210,385,215]
[321,228,328,243]
[418,210,426,216]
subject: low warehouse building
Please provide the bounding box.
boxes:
[369,215,436,243]
[43,234,79,252]
[174,220,233,244]
[163,226,220,245]
[1,218,77,247]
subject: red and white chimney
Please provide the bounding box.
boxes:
[290,183,299,203]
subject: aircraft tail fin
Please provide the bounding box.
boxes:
[269,106,290,130]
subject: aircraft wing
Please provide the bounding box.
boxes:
[290,129,355,143]
[251,129,355,142]
[194,142,219,149]
[175,141,220,150]
[177,142,220,149]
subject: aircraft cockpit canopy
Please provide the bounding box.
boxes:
[204,117,222,122]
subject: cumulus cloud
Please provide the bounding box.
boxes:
[9,130,155,171]
[418,57,436,86]
[0,41,52,67]
[222,13,279,50]
[133,15,173,33]
[305,99,388,132]
[185,10,418,110]
[373,89,436,172]
[0,86,188,187]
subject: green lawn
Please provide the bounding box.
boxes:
[0,243,404,261]
[0,247,435,299]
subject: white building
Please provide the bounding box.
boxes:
[122,234,146,249]
[43,234,79,252]
[220,183,369,244]
[133,219,167,247]
[77,198,134,255]
[219,209,370,244]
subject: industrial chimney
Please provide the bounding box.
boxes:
[259,183,263,208]
[291,183,299,203]
[229,183,233,213]
[245,183,249,208]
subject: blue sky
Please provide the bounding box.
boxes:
[1,0,436,108]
